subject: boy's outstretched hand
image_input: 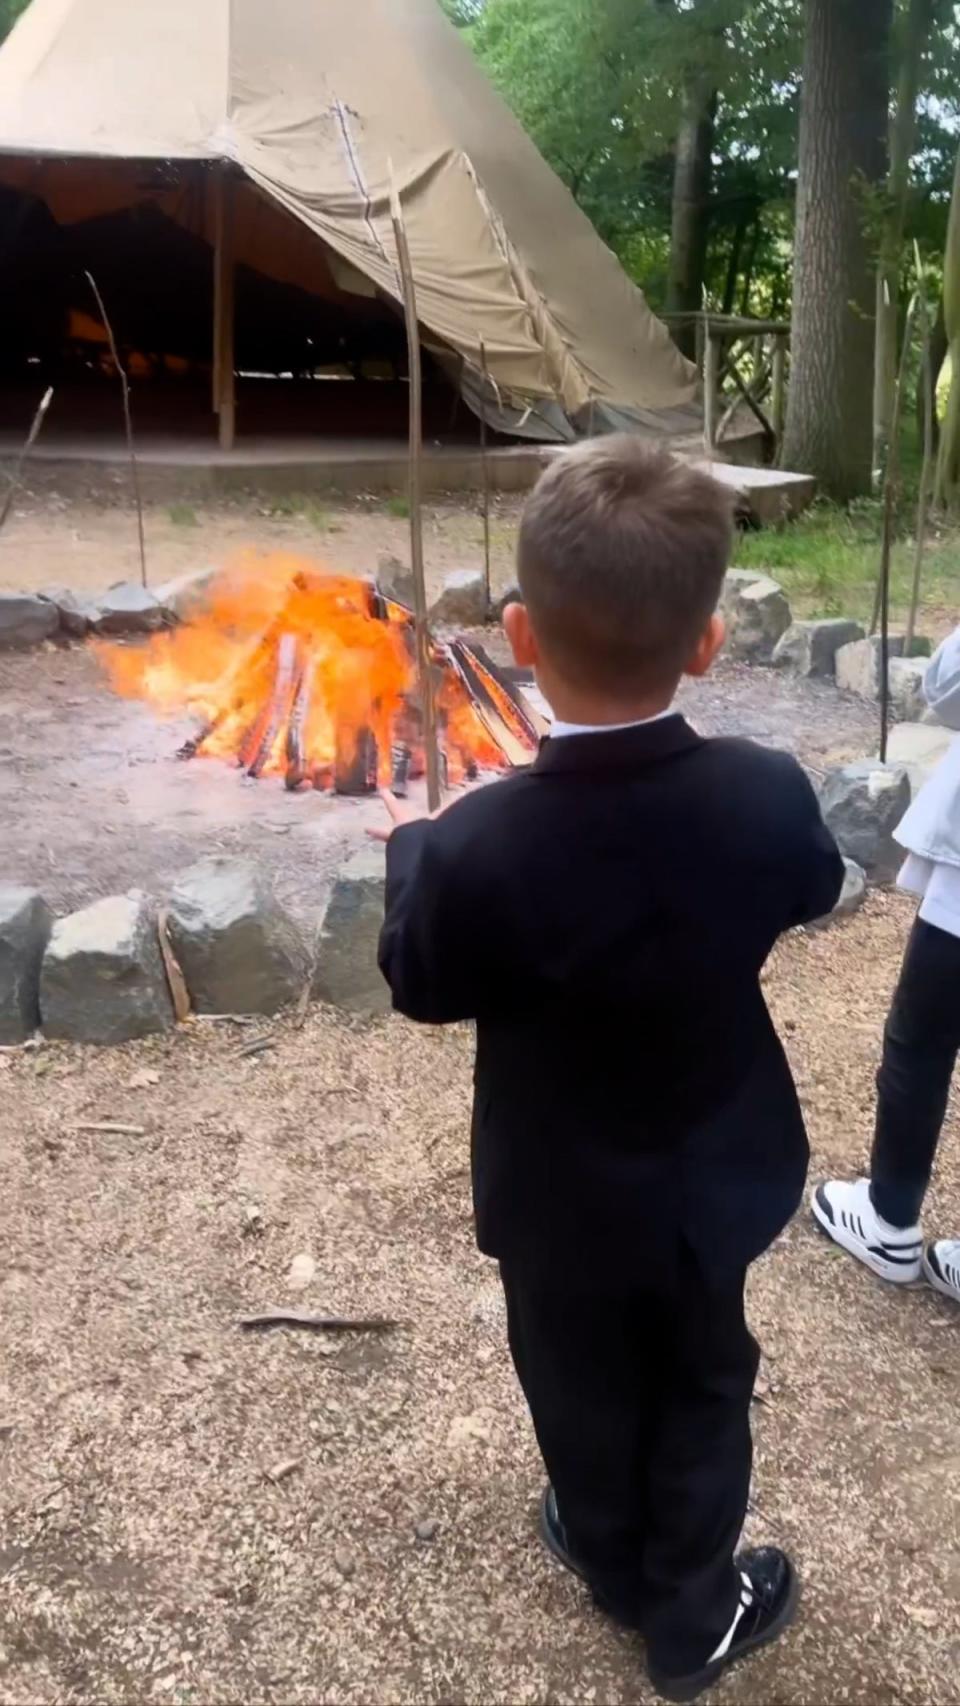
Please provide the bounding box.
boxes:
[367,788,448,844]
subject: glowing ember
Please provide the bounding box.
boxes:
[97,554,542,792]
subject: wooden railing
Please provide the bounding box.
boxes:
[661,313,790,456]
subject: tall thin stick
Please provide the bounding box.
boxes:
[906,280,934,653]
[0,385,53,535]
[478,336,492,618]
[871,291,917,636]
[388,167,441,813]
[85,270,147,588]
[876,293,918,763]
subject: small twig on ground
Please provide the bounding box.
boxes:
[69,1122,147,1137]
[85,270,147,589]
[238,1309,399,1333]
[236,1036,276,1060]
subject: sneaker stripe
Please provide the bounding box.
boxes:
[708,1573,754,1665]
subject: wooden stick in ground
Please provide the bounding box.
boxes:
[0,385,54,536]
[906,280,935,654]
[478,336,492,617]
[871,291,918,638]
[85,270,147,588]
[876,293,919,762]
[212,165,237,453]
[389,164,441,813]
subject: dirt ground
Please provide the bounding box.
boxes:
[1,895,959,1706]
[1,493,958,1705]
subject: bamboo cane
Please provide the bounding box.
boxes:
[906,264,935,654]
[86,271,147,588]
[0,385,53,535]
[478,336,492,619]
[875,292,919,763]
[388,164,441,813]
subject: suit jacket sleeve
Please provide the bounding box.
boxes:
[784,761,846,927]
[378,813,493,1024]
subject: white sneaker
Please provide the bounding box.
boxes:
[811,1178,923,1283]
[922,1240,960,1304]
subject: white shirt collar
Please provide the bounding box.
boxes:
[548,707,676,740]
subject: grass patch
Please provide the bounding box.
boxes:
[385,494,410,519]
[734,499,960,630]
[167,502,198,528]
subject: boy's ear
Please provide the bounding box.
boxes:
[503,600,539,668]
[684,612,725,679]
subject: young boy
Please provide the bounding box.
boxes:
[375,438,843,1702]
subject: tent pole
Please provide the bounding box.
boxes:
[212,165,236,452]
[389,165,442,814]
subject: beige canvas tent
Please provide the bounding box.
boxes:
[0,0,697,448]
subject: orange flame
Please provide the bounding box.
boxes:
[97,553,522,787]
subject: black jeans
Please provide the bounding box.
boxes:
[500,1244,759,1678]
[871,917,960,1227]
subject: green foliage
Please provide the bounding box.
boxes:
[385,494,410,518]
[452,0,959,317]
[0,0,28,41]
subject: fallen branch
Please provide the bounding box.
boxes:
[157,907,191,1023]
[69,1122,147,1137]
[238,1309,399,1333]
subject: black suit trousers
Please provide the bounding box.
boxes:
[500,1242,760,1677]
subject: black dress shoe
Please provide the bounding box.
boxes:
[647,1546,799,1704]
[538,1484,587,1581]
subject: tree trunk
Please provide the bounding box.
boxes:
[722,209,751,317]
[782,0,893,500]
[665,81,717,359]
[873,0,934,482]
[739,216,762,319]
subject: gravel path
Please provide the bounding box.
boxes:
[1,891,958,1706]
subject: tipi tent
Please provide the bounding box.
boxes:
[0,0,697,448]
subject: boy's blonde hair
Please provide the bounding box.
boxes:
[517,436,734,693]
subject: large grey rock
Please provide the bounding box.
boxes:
[428,568,488,630]
[167,857,309,1015]
[721,570,791,663]
[0,593,59,650]
[154,567,217,623]
[819,761,911,882]
[92,582,166,635]
[376,553,414,611]
[38,585,100,638]
[40,891,174,1044]
[0,885,52,1042]
[772,618,865,678]
[836,635,931,700]
[312,846,390,1014]
[888,657,928,722]
[886,722,953,796]
[810,858,867,930]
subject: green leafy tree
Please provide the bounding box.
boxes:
[0,0,28,40]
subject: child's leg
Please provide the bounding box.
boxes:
[871,918,960,1227]
[640,1245,759,1679]
[499,1264,655,1627]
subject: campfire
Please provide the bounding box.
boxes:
[98,555,544,794]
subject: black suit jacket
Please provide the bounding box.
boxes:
[379,716,844,1285]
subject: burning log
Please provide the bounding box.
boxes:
[240,632,299,778]
[335,724,379,796]
[284,654,315,792]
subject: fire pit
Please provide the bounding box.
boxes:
[98,558,544,796]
